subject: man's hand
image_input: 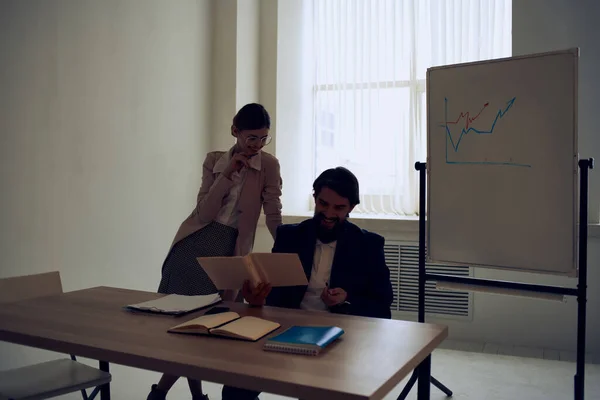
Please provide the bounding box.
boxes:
[321,286,347,307]
[242,280,272,306]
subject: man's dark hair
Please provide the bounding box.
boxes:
[313,167,360,206]
[233,103,271,131]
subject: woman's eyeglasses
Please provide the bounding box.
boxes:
[245,135,272,146]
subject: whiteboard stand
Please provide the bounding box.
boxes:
[408,159,593,400]
[396,161,454,400]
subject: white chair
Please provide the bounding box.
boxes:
[0,271,111,400]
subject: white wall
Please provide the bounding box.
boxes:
[472,0,600,355]
[236,0,260,108]
[259,0,278,151]
[513,0,600,225]
[0,0,213,368]
[211,0,238,150]
[252,0,600,356]
[275,0,315,216]
[210,0,263,150]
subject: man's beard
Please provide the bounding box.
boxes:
[314,213,343,244]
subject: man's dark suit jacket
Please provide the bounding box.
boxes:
[265,218,394,319]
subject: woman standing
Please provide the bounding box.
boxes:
[146,103,282,400]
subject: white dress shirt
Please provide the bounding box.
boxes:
[211,147,261,229]
[300,239,337,311]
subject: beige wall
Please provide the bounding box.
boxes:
[211,0,237,150]
[210,0,263,151]
[0,0,213,368]
[505,0,600,355]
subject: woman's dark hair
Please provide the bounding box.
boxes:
[313,167,360,206]
[232,103,271,131]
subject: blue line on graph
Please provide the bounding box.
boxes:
[441,97,531,168]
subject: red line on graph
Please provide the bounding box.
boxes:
[444,102,489,129]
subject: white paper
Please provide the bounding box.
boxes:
[127,293,221,313]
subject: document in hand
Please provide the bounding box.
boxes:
[125,293,222,315]
[167,311,281,341]
[197,253,308,290]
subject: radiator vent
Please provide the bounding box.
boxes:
[385,241,472,319]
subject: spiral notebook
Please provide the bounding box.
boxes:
[263,326,344,356]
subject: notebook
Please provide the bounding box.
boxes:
[198,252,308,290]
[125,293,222,315]
[263,326,344,356]
[167,311,281,341]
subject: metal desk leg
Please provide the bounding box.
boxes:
[417,355,431,400]
[99,361,111,400]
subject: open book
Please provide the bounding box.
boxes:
[197,253,308,290]
[167,311,280,341]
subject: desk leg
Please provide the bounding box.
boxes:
[99,361,111,400]
[417,355,431,400]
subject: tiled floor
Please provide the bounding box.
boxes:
[439,339,599,364]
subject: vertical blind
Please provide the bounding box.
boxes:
[309,0,512,216]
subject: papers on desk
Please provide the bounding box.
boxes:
[125,293,222,315]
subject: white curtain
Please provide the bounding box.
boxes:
[308,0,512,216]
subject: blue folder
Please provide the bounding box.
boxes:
[263,326,344,356]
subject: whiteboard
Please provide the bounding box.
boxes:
[426,48,578,276]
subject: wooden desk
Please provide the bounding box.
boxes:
[0,287,447,400]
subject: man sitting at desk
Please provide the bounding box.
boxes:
[222,166,394,400]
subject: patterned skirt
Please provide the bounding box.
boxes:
[157,221,238,296]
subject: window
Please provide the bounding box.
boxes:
[317,111,335,147]
[276,0,512,218]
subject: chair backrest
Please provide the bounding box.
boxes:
[0,271,63,304]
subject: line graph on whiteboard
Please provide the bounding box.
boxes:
[440,97,532,168]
